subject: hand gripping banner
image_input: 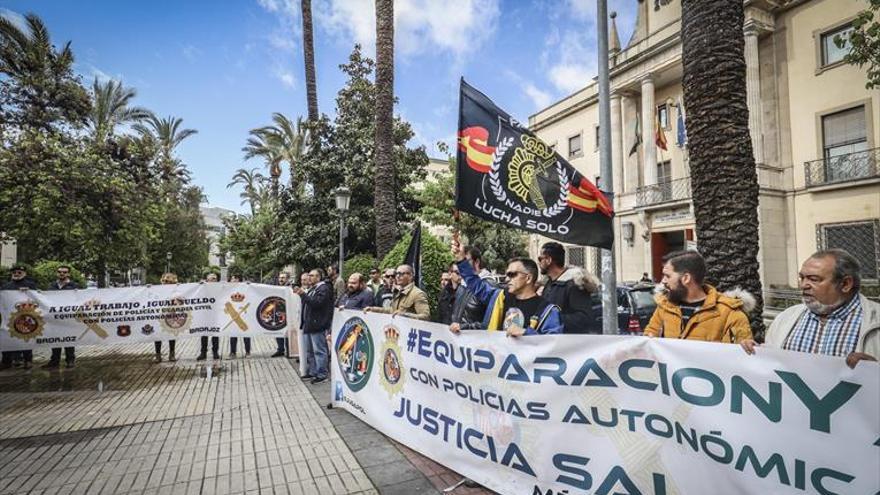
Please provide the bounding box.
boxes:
[456,79,614,248]
[331,311,879,495]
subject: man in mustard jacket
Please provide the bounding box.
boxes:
[365,264,430,320]
[645,250,753,343]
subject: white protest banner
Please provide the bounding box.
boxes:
[0,283,300,350]
[330,310,879,495]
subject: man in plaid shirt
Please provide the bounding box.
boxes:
[741,249,879,368]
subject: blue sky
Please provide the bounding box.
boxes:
[1,0,635,214]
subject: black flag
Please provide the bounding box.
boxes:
[455,79,614,248]
[403,222,422,288]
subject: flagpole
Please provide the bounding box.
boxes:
[597,0,619,335]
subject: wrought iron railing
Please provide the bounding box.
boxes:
[804,147,880,187]
[636,177,691,207]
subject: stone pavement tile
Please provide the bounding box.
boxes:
[379,477,439,495]
[363,462,423,488]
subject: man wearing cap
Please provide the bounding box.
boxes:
[44,265,80,369]
[0,265,38,369]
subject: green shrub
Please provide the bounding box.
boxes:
[381,230,453,319]
[344,254,378,278]
[31,261,87,289]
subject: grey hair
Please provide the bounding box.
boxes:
[810,249,861,292]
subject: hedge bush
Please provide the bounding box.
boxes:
[380,230,453,319]
[344,254,378,279]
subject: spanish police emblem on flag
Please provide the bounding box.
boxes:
[455,79,614,248]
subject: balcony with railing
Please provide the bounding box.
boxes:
[804,147,880,187]
[636,177,692,207]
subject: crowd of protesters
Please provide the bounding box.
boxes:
[2,242,876,372]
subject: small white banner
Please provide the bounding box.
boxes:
[0,283,300,350]
[330,310,880,495]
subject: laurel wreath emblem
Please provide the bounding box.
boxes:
[489,135,569,219]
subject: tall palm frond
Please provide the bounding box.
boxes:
[227,168,267,214]
[134,115,197,188]
[88,78,152,142]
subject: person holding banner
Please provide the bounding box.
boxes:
[365,265,430,320]
[449,240,563,336]
[197,272,221,361]
[44,265,80,369]
[228,274,251,357]
[0,265,37,370]
[741,249,879,368]
[272,272,291,357]
[374,268,395,308]
[292,269,333,383]
[154,272,178,362]
[645,250,753,343]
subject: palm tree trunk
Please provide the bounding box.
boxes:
[374,0,396,259]
[301,0,319,121]
[681,0,765,337]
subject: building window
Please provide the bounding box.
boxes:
[817,220,879,281]
[594,125,600,151]
[657,160,672,201]
[657,104,669,129]
[566,246,585,268]
[822,106,867,159]
[820,24,853,67]
[569,134,583,158]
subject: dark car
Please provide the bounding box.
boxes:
[590,283,657,334]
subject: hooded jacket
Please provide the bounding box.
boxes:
[541,266,600,334]
[644,285,753,343]
[763,294,879,359]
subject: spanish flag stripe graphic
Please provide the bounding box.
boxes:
[457,126,495,174]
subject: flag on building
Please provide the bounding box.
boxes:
[676,98,688,147]
[628,113,641,157]
[403,222,422,288]
[655,114,668,151]
[455,79,613,249]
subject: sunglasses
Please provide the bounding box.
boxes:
[384,274,395,278]
[505,271,526,280]
[395,272,411,277]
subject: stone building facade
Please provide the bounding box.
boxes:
[528,0,879,291]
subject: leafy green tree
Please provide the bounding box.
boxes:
[133,115,197,189]
[274,46,428,269]
[416,157,527,271]
[0,13,90,135]
[243,113,309,191]
[218,207,280,282]
[838,0,880,89]
[344,254,377,278]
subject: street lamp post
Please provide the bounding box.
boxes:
[165,252,172,274]
[334,187,351,279]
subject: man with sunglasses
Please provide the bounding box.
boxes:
[450,240,563,336]
[366,265,430,320]
[45,265,80,369]
[374,268,396,308]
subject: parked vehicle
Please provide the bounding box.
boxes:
[590,283,657,334]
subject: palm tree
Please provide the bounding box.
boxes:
[374,0,396,259]
[0,13,90,132]
[88,78,152,142]
[227,168,267,215]
[681,0,764,335]
[301,0,319,121]
[133,115,197,188]
[242,112,309,196]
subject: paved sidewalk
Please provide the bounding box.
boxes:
[0,339,375,495]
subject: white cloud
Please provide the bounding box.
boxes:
[0,8,28,34]
[523,82,552,109]
[549,64,593,94]
[543,28,596,94]
[275,68,296,88]
[182,44,203,62]
[85,65,124,84]
[315,0,499,61]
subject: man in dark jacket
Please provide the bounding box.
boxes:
[538,242,600,334]
[449,263,469,324]
[374,268,395,308]
[0,265,37,369]
[460,246,498,325]
[292,268,334,383]
[338,273,374,310]
[45,265,80,369]
[271,271,291,357]
[438,270,454,324]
